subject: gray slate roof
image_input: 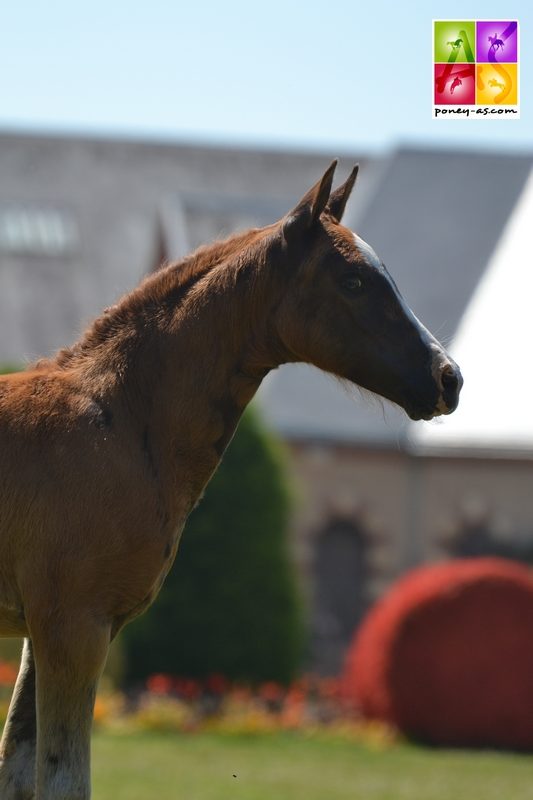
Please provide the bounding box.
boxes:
[355,147,532,343]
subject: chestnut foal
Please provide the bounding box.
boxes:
[0,162,462,798]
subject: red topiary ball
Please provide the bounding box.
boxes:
[344,558,533,749]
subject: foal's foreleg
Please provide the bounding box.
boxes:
[0,638,37,799]
[31,617,110,800]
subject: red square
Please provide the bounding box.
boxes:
[434,63,475,104]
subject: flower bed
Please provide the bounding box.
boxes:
[0,656,394,745]
[105,674,394,746]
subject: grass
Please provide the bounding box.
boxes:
[92,731,533,800]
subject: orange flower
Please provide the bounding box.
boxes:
[259,682,284,703]
[0,661,18,687]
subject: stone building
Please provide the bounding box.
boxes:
[1,132,532,673]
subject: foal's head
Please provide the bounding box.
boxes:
[273,162,462,421]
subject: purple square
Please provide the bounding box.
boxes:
[476,21,518,62]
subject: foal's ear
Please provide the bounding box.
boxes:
[282,160,337,244]
[326,164,359,222]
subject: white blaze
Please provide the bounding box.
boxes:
[353,233,382,270]
[352,233,451,417]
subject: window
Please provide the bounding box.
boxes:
[0,207,79,256]
[450,522,533,565]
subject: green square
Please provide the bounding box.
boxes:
[434,20,475,63]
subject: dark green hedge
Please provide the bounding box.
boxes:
[123,407,304,686]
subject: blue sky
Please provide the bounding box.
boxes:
[1,0,531,153]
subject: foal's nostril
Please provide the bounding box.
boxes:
[441,365,459,393]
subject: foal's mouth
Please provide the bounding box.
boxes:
[407,407,443,422]
[406,395,460,422]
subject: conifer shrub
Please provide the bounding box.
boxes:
[123,408,304,686]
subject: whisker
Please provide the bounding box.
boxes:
[334,375,408,430]
[432,324,456,350]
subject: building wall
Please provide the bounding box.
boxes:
[283,441,533,674]
[416,455,533,560]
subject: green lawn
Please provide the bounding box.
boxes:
[92,731,533,800]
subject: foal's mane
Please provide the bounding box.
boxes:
[35,225,274,372]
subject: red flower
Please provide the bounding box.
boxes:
[205,673,229,694]
[259,682,284,703]
[181,678,201,700]
[146,673,174,695]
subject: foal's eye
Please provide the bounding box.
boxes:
[341,276,363,291]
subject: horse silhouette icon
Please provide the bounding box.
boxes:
[450,77,463,94]
[488,34,505,51]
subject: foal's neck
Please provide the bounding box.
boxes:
[85,234,285,513]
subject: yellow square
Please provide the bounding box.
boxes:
[476,63,518,105]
